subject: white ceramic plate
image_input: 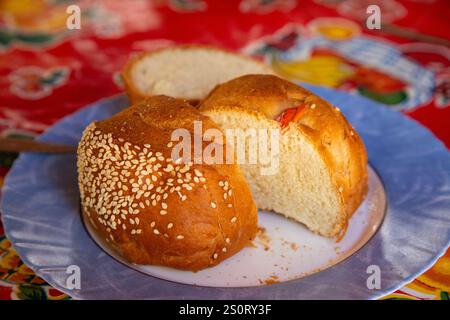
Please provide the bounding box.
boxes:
[2,86,450,299]
[84,166,386,287]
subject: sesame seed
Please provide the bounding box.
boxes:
[231,217,237,223]
[225,238,231,244]
[227,204,233,208]
[150,221,155,227]
[211,202,217,209]
[154,229,160,235]
[160,210,167,215]
[194,169,203,177]
[161,202,168,209]
[176,235,184,240]
[310,104,316,109]
[167,223,173,229]
[222,248,227,252]
[339,187,343,193]
[213,253,218,259]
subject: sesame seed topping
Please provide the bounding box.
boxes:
[213,253,218,259]
[225,238,231,244]
[211,202,217,209]
[154,229,160,235]
[176,235,184,240]
[231,217,237,223]
[78,124,209,239]
[310,103,316,109]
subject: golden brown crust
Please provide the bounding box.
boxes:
[121,45,274,105]
[122,51,148,105]
[199,75,368,235]
[77,95,257,271]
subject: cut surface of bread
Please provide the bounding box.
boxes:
[199,75,368,238]
[122,45,274,103]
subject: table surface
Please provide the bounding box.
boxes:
[0,0,449,300]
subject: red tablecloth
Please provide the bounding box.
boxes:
[0,0,449,300]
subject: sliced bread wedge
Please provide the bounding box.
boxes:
[122,45,274,104]
[199,75,368,238]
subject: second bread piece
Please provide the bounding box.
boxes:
[199,75,368,238]
[122,45,274,104]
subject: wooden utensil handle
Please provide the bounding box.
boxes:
[0,138,77,154]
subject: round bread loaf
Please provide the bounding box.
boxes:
[199,74,368,238]
[77,95,258,271]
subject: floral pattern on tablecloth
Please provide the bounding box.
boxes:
[0,0,449,300]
